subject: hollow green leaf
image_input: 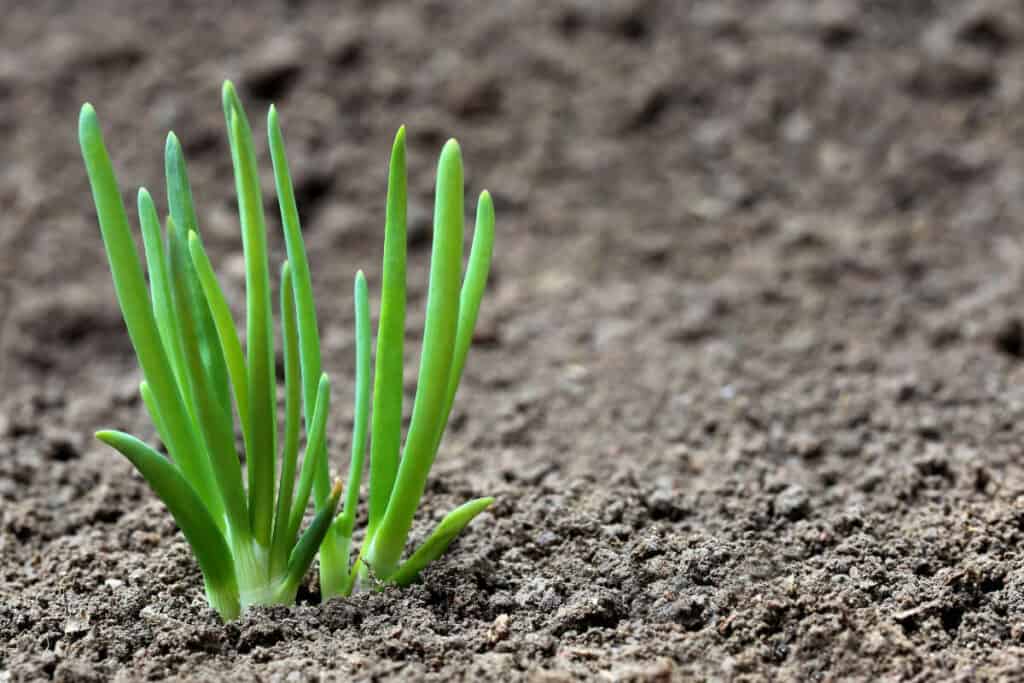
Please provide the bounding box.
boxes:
[389,498,494,587]
[432,190,495,453]
[339,271,371,536]
[267,105,328,503]
[322,271,372,599]
[168,220,249,535]
[78,104,223,526]
[137,189,190,406]
[224,82,276,546]
[367,126,407,539]
[286,373,331,544]
[96,429,240,620]
[271,261,302,572]
[283,479,344,601]
[165,133,232,420]
[187,232,250,439]
[267,104,344,589]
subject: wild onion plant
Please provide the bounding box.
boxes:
[78,81,496,619]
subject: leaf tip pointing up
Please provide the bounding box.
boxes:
[222,79,237,102]
[440,137,462,161]
[79,102,97,124]
[78,103,100,143]
[166,130,181,152]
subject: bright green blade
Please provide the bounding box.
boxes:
[223,82,276,546]
[165,133,232,420]
[267,105,327,503]
[287,373,332,544]
[339,270,371,535]
[167,219,249,535]
[366,139,464,579]
[271,261,302,571]
[267,103,344,590]
[367,126,407,538]
[79,104,223,525]
[389,497,494,587]
[432,190,495,452]
[283,479,344,601]
[187,232,250,439]
[96,430,240,621]
[137,189,190,406]
[165,133,200,237]
[322,271,372,599]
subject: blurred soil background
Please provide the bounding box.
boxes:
[6,0,1024,680]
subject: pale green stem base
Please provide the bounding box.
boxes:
[231,535,300,610]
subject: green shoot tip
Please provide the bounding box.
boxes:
[95,430,117,445]
[441,138,462,156]
[78,104,99,137]
[222,80,240,117]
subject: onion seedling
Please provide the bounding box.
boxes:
[78,82,347,621]
[78,80,497,616]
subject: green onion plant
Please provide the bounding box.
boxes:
[78,81,496,618]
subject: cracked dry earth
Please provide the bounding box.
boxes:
[8,0,1024,680]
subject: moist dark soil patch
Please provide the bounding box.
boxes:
[6,1,1024,680]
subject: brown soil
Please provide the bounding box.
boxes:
[6,0,1024,680]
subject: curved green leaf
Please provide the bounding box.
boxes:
[95,430,239,620]
[389,497,494,586]
[283,479,344,601]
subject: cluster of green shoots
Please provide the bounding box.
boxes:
[78,81,495,621]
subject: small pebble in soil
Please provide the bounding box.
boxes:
[774,485,810,521]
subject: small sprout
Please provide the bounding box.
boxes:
[79,81,496,618]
